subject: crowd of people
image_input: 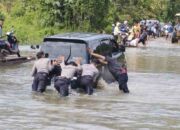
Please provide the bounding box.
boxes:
[112,20,149,47]
[111,19,178,47]
[162,22,178,41]
[31,47,130,97]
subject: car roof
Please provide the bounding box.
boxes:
[43,32,113,43]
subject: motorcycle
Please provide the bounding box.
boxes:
[119,26,129,46]
[0,32,20,58]
[119,32,129,46]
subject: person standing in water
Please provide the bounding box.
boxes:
[80,59,99,95]
[88,47,129,93]
[54,56,82,97]
[31,51,53,93]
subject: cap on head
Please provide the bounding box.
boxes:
[36,51,44,59]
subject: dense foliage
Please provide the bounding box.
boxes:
[0,0,179,44]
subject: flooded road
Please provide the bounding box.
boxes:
[0,38,180,130]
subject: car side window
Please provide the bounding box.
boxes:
[94,39,112,55]
[100,39,110,45]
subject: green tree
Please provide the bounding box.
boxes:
[0,0,179,44]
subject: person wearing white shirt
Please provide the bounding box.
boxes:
[54,56,82,97]
[31,51,52,93]
[80,59,99,95]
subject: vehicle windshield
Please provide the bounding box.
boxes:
[41,41,87,64]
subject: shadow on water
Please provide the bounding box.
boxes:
[0,39,180,130]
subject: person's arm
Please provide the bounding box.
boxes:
[98,59,108,65]
[88,48,106,60]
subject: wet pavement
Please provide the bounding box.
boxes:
[0,38,180,130]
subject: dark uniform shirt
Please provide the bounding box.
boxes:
[140,31,147,40]
[105,55,127,78]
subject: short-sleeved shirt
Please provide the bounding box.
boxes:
[168,26,173,33]
[31,58,52,76]
[114,26,120,36]
[60,62,81,79]
[81,64,99,77]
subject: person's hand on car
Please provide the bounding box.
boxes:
[87,48,93,55]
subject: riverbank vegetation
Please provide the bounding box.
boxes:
[0,0,179,44]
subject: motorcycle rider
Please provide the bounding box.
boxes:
[120,20,129,33]
[6,32,21,57]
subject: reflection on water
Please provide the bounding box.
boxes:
[0,38,180,130]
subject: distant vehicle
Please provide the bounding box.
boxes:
[40,32,123,82]
[172,13,180,43]
[0,32,35,65]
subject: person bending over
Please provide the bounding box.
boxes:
[54,56,82,97]
[88,49,129,93]
[80,59,99,95]
[31,51,53,93]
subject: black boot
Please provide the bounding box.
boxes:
[123,87,129,93]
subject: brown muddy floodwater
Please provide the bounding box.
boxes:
[0,38,180,130]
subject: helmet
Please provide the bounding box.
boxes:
[124,20,128,24]
[6,32,11,36]
[116,22,121,27]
